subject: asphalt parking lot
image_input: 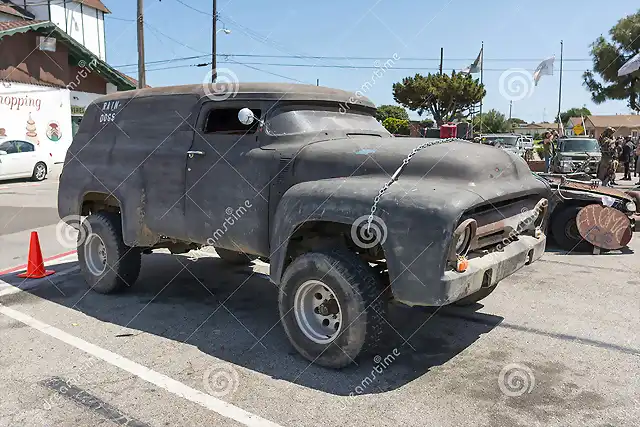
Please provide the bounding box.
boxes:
[1,176,639,427]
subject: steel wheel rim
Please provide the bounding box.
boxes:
[84,234,107,276]
[293,280,343,344]
[35,164,46,180]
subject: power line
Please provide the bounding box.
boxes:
[173,0,211,17]
[145,58,305,83]
[133,59,592,73]
[106,16,136,22]
[114,53,595,69]
[144,22,210,55]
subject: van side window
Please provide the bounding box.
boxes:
[204,108,261,134]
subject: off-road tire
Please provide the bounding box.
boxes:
[31,162,47,181]
[454,284,498,306]
[551,205,591,252]
[215,248,256,265]
[279,248,387,369]
[78,212,141,294]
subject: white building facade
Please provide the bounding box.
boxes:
[0,0,109,60]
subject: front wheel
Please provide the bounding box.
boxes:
[279,249,387,369]
[78,212,141,294]
[31,162,47,181]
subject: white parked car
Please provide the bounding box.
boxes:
[480,134,531,158]
[0,140,53,181]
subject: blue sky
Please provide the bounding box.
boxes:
[105,0,637,123]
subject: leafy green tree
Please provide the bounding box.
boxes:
[392,71,485,126]
[583,10,640,112]
[382,117,410,135]
[472,109,510,133]
[375,105,409,122]
[420,119,435,128]
[555,107,592,124]
[509,117,527,126]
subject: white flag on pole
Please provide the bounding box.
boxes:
[618,52,640,77]
[462,48,483,74]
[533,56,555,86]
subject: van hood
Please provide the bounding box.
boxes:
[292,136,533,186]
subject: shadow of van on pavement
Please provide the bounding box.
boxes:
[1,252,503,396]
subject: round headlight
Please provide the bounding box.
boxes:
[626,201,637,213]
[455,228,470,252]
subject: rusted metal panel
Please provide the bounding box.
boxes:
[576,204,632,250]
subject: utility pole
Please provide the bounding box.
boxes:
[509,100,513,120]
[136,0,146,88]
[557,40,564,135]
[439,47,443,75]
[212,0,217,83]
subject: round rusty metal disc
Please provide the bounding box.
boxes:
[576,204,632,250]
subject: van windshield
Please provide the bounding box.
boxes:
[560,139,599,152]
[267,107,388,136]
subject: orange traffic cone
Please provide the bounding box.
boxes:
[17,231,55,279]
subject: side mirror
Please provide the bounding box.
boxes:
[238,108,255,125]
[0,150,7,155]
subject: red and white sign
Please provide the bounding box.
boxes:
[0,84,72,163]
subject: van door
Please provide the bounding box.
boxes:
[184,102,270,256]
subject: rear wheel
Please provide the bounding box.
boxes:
[551,206,591,252]
[215,248,256,265]
[31,162,47,181]
[78,212,141,294]
[279,248,387,369]
[454,284,498,306]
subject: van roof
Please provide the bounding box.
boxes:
[94,83,376,108]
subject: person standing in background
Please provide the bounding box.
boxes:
[621,137,633,181]
[597,127,617,186]
[636,141,640,185]
[542,131,553,172]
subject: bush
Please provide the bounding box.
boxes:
[382,117,410,135]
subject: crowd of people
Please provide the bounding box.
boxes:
[597,127,640,186]
[538,127,640,186]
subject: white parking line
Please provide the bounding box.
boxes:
[0,284,284,427]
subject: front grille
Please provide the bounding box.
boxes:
[460,195,545,251]
[461,195,541,228]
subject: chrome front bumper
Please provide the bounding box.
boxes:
[442,233,547,304]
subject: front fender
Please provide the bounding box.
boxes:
[268,177,464,300]
[269,177,383,284]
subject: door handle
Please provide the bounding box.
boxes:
[187,150,205,158]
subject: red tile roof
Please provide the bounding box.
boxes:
[586,115,640,129]
[115,70,152,89]
[0,1,34,19]
[74,0,111,14]
[0,19,45,32]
